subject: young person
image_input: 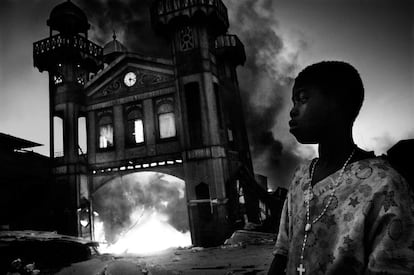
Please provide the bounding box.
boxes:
[268,61,414,274]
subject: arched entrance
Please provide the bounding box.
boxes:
[92,171,191,254]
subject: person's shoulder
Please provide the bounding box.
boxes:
[354,156,408,192]
[367,156,404,178]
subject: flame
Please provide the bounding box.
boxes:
[94,207,192,255]
[93,172,191,254]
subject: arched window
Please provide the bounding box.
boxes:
[98,113,114,149]
[126,106,144,145]
[53,116,64,157]
[157,99,176,139]
[78,117,87,154]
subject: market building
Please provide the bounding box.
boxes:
[33,0,262,246]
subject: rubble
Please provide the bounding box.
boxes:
[129,234,275,274]
[1,230,275,274]
[224,230,276,246]
[190,247,204,253]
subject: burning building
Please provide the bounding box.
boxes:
[33,0,263,248]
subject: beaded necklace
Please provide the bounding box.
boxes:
[297,149,356,275]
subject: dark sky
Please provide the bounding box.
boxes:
[0,0,413,188]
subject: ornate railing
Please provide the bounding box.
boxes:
[215,34,239,49]
[153,0,228,28]
[33,34,103,59]
[214,34,246,65]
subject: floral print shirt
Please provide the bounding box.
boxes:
[274,157,414,274]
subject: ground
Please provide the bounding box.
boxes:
[132,242,274,274]
[58,231,275,275]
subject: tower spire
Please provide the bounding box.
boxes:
[33,0,103,238]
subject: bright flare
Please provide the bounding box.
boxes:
[95,208,192,255]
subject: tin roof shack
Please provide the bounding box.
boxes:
[0,133,52,231]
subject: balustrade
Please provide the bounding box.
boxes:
[214,34,246,65]
[153,0,228,28]
[33,34,103,58]
[215,34,238,49]
[156,0,226,14]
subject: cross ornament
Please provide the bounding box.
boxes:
[297,263,305,275]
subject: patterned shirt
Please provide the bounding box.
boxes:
[274,157,414,274]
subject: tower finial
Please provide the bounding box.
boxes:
[112,30,117,41]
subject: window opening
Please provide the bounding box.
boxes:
[78,117,87,154]
[157,100,176,139]
[98,114,114,149]
[53,116,64,157]
[126,107,145,144]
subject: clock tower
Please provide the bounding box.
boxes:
[34,0,260,247]
[33,0,103,237]
[151,0,260,245]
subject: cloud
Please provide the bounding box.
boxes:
[76,0,311,188]
[78,0,170,57]
[226,0,309,188]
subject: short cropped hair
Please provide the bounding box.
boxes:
[294,61,364,122]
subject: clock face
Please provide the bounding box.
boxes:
[124,72,137,87]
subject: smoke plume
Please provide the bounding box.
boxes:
[77,0,312,189]
[78,0,170,57]
[93,172,188,243]
[226,0,311,188]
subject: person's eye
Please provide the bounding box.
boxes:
[299,96,308,104]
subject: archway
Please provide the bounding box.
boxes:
[92,171,191,254]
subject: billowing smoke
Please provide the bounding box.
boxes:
[93,172,188,243]
[78,0,170,57]
[77,0,313,189]
[226,0,312,188]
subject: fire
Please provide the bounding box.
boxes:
[95,207,191,255]
[92,172,192,255]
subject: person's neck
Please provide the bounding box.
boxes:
[317,129,356,169]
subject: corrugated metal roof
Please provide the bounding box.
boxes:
[0,133,42,149]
